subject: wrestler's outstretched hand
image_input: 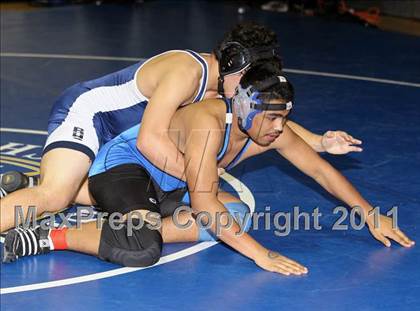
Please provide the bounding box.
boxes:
[366,213,415,248]
[254,249,308,276]
[322,130,363,154]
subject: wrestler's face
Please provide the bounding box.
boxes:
[248,101,290,147]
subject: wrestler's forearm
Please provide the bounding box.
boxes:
[287,120,324,152]
[314,162,373,214]
[137,133,186,180]
[194,198,266,261]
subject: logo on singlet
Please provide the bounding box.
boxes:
[73,127,84,141]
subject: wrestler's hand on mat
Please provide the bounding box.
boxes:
[254,249,308,276]
[321,131,363,154]
[366,213,415,248]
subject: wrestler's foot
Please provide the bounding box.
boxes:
[0,171,39,198]
[2,226,51,263]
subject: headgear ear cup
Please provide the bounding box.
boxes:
[233,75,293,133]
[217,42,281,95]
[218,42,280,76]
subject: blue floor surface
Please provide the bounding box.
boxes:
[1,1,419,310]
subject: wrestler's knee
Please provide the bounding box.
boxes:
[98,218,162,267]
[36,182,77,211]
[226,201,252,232]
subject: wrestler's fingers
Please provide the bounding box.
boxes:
[350,137,362,144]
[279,263,304,275]
[395,229,415,246]
[287,263,307,275]
[371,230,391,247]
[347,146,363,152]
[279,258,308,274]
[344,133,355,142]
[337,131,348,138]
[273,266,291,276]
[275,262,303,275]
[389,233,412,248]
[285,261,307,273]
[338,132,354,143]
[345,133,362,144]
[280,256,308,272]
[325,130,335,138]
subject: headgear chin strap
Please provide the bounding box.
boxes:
[233,75,293,131]
[216,42,281,96]
[217,76,225,97]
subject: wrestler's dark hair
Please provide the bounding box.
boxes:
[240,61,294,103]
[213,22,282,69]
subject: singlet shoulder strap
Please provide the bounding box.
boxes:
[225,138,252,170]
[185,49,209,102]
[216,98,233,161]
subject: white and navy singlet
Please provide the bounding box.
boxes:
[43,50,209,161]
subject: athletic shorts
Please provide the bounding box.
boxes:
[88,163,187,218]
[88,164,160,216]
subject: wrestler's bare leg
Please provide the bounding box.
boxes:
[73,178,96,206]
[0,149,91,232]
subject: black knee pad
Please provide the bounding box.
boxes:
[98,218,162,267]
[0,171,38,193]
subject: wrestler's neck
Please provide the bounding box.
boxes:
[230,113,250,142]
[209,97,249,144]
[202,53,221,98]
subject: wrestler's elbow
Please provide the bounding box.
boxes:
[136,131,163,155]
[137,135,151,152]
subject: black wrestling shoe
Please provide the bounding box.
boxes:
[2,226,51,263]
[0,171,39,198]
[0,186,7,198]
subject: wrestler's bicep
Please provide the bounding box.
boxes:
[138,70,199,141]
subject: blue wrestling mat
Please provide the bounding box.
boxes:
[1,1,419,310]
